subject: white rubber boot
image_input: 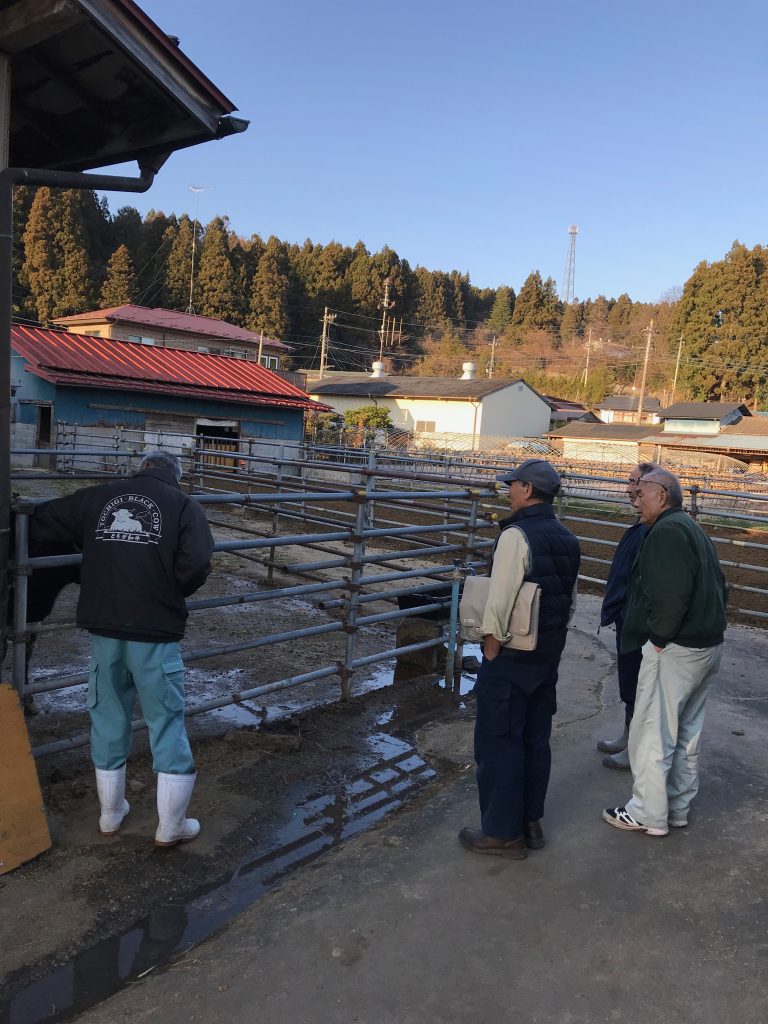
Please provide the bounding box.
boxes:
[95,766,130,835]
[602,746,631,770]
[597,727,629,755]
[154,772,200,847]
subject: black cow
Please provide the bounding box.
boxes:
[4,509,80,713]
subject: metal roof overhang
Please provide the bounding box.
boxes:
[2,0,248,171]
[28,365,333,412]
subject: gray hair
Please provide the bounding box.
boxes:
[637,461,660,477]
[137,450,182,482]
[641,468,683,509]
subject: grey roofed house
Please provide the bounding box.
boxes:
[595,395,661,411]
[309,375,529,400]
[307,374,554,440]
[548,422,653,441]
[660,402,751,421]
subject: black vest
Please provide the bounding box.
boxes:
[497,504,581,640]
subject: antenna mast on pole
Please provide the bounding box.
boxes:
[186,184,212,315]
[560,225,579,305]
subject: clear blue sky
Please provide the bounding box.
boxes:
[107,0,768,304]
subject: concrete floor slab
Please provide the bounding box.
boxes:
[76,604,768,1024]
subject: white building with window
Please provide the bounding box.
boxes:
[307,368,552,443]
[54,305,292,371]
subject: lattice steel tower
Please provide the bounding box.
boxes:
[560,224,578,305]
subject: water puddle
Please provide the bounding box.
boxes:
[0,730,436,1024]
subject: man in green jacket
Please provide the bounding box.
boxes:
[602,468,727,837]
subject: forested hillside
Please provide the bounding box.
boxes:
[12,187,768,405]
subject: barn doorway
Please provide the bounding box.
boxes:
[35,404,54,469]
[195,419,240,472]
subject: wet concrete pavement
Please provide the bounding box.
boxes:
[73,598,768,1024]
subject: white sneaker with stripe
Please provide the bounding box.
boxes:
[602,806,668,836]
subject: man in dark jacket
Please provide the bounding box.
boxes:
[30,451,214,847]
[596,462,658,769]
[603,468,727,837]
[459,459,580,860]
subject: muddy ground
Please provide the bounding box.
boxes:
[2,477,482,1020]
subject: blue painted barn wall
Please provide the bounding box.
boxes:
[11,355,305,441]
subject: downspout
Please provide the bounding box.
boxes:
[471,400,480,451]
[0,155,167,655]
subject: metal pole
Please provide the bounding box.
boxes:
[11,505,30,696]
[340,489,368,701]
[444,560,462,688]
[267,443,285,584]
[635,319,653,425]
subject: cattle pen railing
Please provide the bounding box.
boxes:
[8,435,768,761]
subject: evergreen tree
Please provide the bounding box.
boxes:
[133,209,176,308]
[486,285,514,334]
[165,214,196,311]
[248,236,290,338]
[413,267,450,329]
[22,187,98,322]
[12,185,35,320]
[559,301,583,345]
[196,216,238,320]
[670,241,768,403]
[100,244,136,306]
[510,271,562,334]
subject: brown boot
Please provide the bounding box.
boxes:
[458,827,528,859]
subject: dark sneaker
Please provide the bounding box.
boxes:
[602,806,668,836]
[523,821,545,849]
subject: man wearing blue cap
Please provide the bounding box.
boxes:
[459,459,580,859]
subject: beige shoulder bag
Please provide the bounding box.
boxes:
[459,575,541,652]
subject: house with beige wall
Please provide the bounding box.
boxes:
[54,305,292,370]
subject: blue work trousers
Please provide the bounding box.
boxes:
[615,615,642,727]
[474,635,566,840]
[87,635,194,774]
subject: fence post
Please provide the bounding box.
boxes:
[366,448,377,529]
[11,504,31,699]
[340,487,368,701]
[689,484,699,520]
[266,444,285,585]
[444,559,462,690]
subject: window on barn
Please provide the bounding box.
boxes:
[224,348,248,359]
[127,334,155,345]
[259,355,279,369]
[415,420,436,432]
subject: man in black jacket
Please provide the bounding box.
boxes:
[31,451,214,847]
[459,459,580,860]
[596,462,658,769]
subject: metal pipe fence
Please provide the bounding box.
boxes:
[10,434,768,762]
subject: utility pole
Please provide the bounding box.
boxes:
[582,327,593,390]
[635,320,654,425]
[319,306,336,379]
[671,332,684,398]
[378,277,394,362]
[257,331,264,366]
[487,335,497,378]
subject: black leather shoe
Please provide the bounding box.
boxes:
[458,827,528,859]
[523,821,545,849]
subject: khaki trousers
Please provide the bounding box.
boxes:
[625,641,723,830]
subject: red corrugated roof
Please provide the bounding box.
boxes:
[12,326,330,412]
[53,305,292,351]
